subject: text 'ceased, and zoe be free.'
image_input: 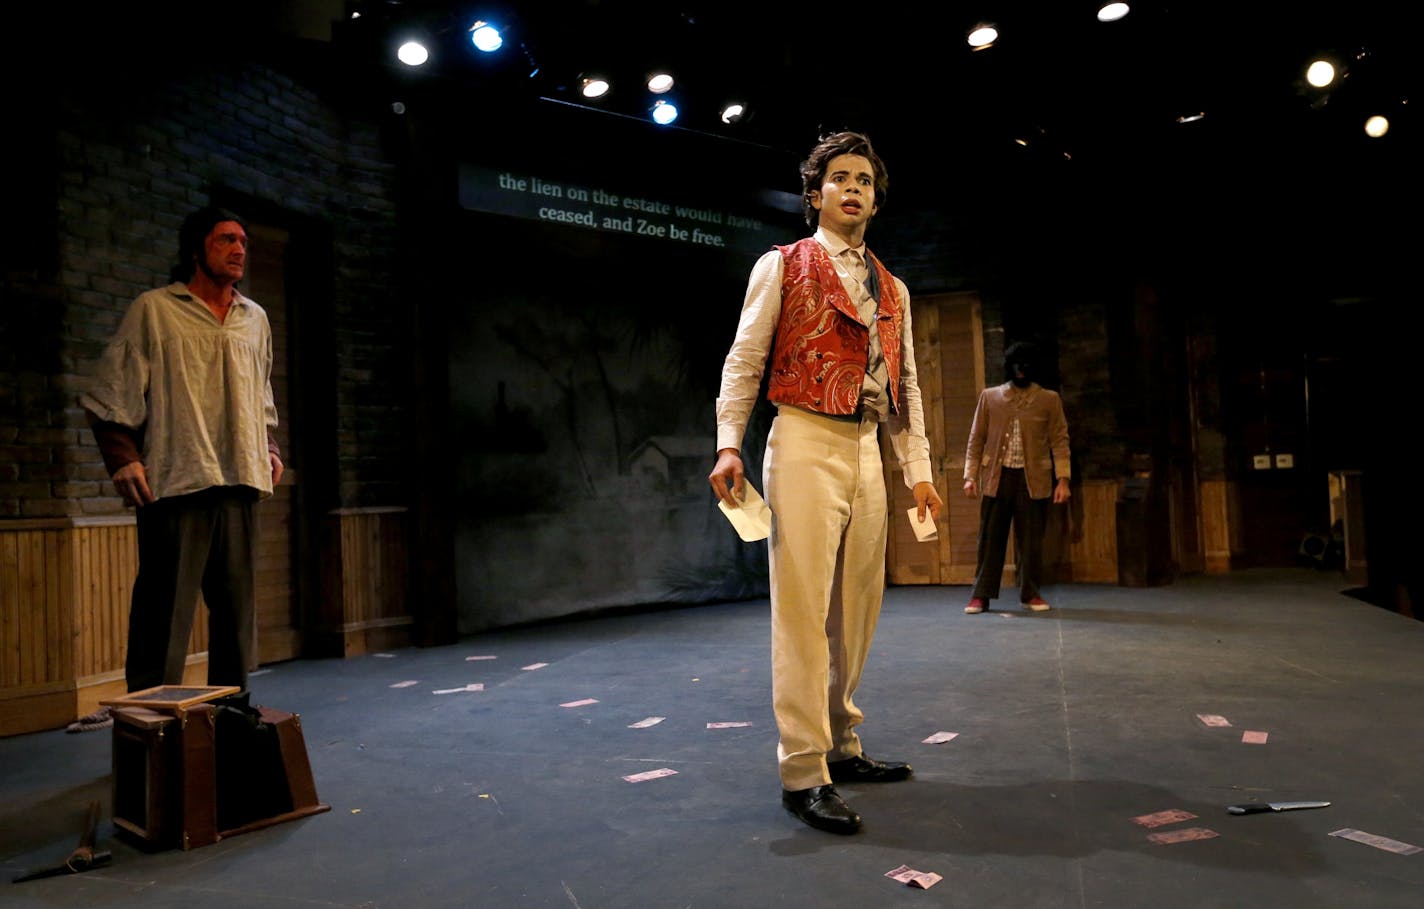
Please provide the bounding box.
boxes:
[497,171,767,247]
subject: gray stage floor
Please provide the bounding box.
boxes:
[3,568,1422,908]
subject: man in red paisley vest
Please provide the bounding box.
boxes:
[709,132,943,834]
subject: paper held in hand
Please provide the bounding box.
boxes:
[906,507,938,542]
[718,482,773,542]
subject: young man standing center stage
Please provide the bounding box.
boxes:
[709,131,943,834]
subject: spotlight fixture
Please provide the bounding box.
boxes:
[1175,111,1206,124]
[1306,59,1336,88]
[397,40,429,67]
[966,23,998,49]
[650,99,679,125]
[646,71,674,94]
[580,75,611,99]
[469,20,503,53]
[720,102,747,125]
[1364,115,1389,138]
[1096,2,1130,23]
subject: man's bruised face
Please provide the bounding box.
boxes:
[198,220,248,285]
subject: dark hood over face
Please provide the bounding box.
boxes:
[1005,341,1040,388]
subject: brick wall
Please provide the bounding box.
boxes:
[0,39,406,518]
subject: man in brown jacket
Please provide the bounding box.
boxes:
[962,341,1070,613]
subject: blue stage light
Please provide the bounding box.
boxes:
[651,99,678,125]
[470,21,503,53]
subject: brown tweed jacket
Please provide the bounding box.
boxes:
[964,382,1071,499]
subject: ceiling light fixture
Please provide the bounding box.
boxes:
[396,40,429,67]
[580,75,611,99]
[1306,59,1336,88]
[1097,2,1130,23]
[646,71,674,94]
[967,23,998,49]
[720,102,747,125]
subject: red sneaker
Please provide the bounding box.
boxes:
[1023,597,1051,612]
[964,598,988,614]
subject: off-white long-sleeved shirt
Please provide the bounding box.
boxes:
[79,283,278,501]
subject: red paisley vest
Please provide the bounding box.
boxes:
[766,237,903,415]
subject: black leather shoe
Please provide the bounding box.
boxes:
[781,785,862,834]
[827,754,913,783]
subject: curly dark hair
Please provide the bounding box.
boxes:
[169,206,246,283]
[798,131,888,229]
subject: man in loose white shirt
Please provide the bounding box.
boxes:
[80,206,283,698]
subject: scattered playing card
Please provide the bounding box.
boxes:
[922,731,959,744]
[884,865,942,889]
[706,721,753,729]
[373,653,395,659]
[1148,827,1219,845]
[389,680,419,688]
[560,698,599,707]
[623,768,678,783]
[1241,730,1269,744]
[1329,829,1422,855]
[465,655,497,661]
[1132,809,1198,828]
[1197,714,1231,727]
[432,683,484,694]
[522,663,548,671]
[629,716,666,728]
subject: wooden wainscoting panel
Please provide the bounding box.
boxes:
[76,522,129,677]
[885,299,946,584]
[0,517,211,736]
[1,527,74,696]
[255,478,299,665]
[940,294,989,585]
[2,521,83,734]
[885,292,985,587]
[1045,479,1119,583]
[2,533,19,688]
[317,508,412,657]
[1200,479,1233,574]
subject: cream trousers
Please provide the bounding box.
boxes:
[764,406,888,791]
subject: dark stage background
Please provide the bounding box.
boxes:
[1,1,1418,652]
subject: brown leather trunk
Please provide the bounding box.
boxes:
[111,705,218,850]
[111,703,327,851]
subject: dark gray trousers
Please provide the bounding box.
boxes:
[127,486,257,692]
[971,467,1047,602]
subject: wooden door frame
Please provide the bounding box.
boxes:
[884,291,990,586]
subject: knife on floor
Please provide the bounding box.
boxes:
[1227,800,1331,815]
